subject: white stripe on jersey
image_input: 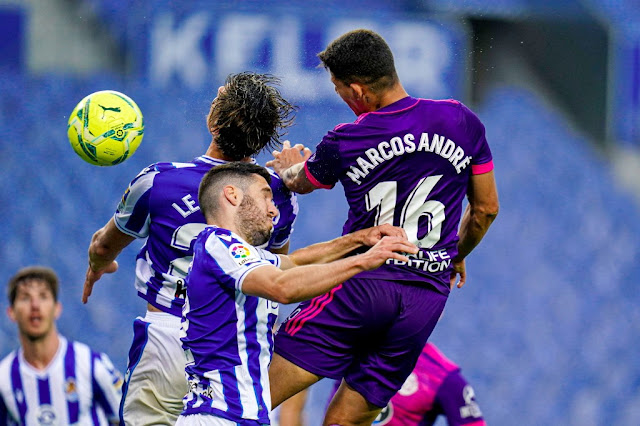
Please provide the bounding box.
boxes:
[114,169,157,238]
[135,254,153,296]
[234,293,258,419]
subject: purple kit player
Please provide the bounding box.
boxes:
[82,73,298,425]
[328,343,486,426]
[176,162,417,425]
[266,29,499,425]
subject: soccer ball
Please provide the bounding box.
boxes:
[67,90,144,166]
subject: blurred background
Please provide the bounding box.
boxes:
[1,0,639,424]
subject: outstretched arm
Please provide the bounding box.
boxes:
[243,234,417,304]
[83,218,135,303]
[450,170,499,289]
[266,141,316,194]
[279,224,408,270]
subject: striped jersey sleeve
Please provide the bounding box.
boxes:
[113,164,158,238]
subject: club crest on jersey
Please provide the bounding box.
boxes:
[229,243,258,266]
[37,404,56,425]
[398,372,419,396]
[65,377,79,402]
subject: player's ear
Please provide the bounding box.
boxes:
[223,185,241,206]
[349,82,365,99]
[54,302,62,320]
[7,306,16,323]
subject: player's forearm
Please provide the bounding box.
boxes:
[455,203,498,260]
[271,256,367,303]
[288,232,364,266]
[88,219,134,271]
[281,163,316,194]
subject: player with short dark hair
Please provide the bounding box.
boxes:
[267,28,499,425]
[1,266,123,425]
[82,72,299,425]
[177,162,417,426]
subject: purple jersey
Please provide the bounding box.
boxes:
[181,226,280,424]
[114,155,297,316]
[304,97,492,294]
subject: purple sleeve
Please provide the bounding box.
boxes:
[433,371,485,426]
[304,134,342,189]
[460,105,493,175]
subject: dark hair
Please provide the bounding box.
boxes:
[317,29,398,92]
[198,162,272,219]
[207,72,296,160]
[8,266,59,305]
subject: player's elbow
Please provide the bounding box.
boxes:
[269,280,301,304]
[474,201,499,225]
[286,180,315,194]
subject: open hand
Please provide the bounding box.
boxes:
[357,223,408,247]
[449,258,466,289]
[266,140,312,175]
[360,236,418,271]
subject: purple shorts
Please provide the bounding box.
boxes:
[274,277,448,407]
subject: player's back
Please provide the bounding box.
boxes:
[307,96,492,294]
[115,156,297,316]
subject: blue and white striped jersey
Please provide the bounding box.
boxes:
[114,155,298,317]
[0,336,123,425]
[181,226,280,425]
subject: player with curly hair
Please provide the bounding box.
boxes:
[82,72,298,425]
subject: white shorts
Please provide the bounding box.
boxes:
[120,311,189,425]
[176,413,245,426]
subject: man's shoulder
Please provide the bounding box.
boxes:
[148,159,210,175]
[420,343,460,374]
[0,349,17,372]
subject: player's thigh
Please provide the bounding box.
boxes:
[122,316,187,422]
[269,352,322,409]
[276,387,309,426]
[344,283,448,408]
[324,380,382,426]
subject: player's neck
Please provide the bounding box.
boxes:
[205,141,251,162]
[371,84,409,111]
[20,330,60,371]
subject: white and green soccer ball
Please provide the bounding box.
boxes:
[67,90,144,166]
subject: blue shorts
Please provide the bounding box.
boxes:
[274,277,448,407]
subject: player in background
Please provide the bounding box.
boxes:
[177,162,417,426]
[82,72,298,425]
[327,343,486,426]
[0,266,123,425]
[277,344,485,426]
[266,29,499,425]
